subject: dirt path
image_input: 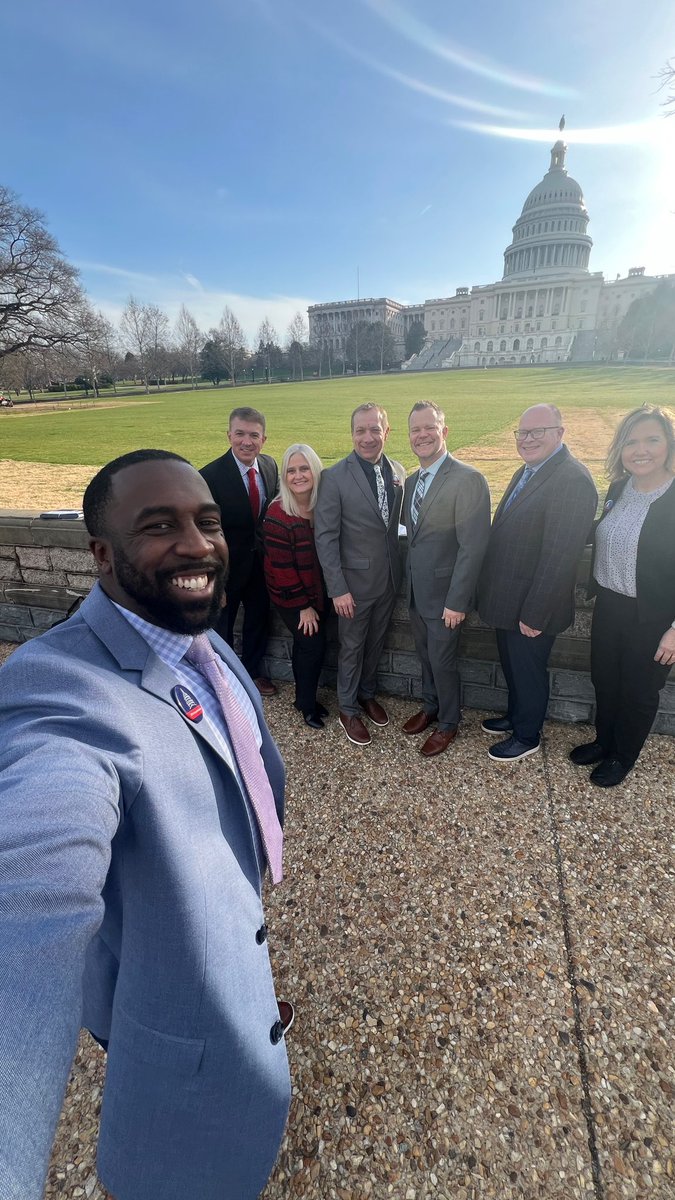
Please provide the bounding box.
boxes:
[0,410,619,510]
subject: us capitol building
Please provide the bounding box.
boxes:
[308,136,672,369]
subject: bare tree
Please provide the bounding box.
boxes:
[75,301,110,398]
[219,306,247,385]
[256,316,279,383]
[119,298,169,392]
[175,304,203,389]
[657,58,675,114]
[0,185,84,361]
[96,312,123,394]
[286,311,307,381]
[0,348,49,400]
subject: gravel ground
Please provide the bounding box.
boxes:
[0,638,671,1199]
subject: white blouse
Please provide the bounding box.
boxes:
[594,476,674,597]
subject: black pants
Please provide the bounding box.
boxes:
[591,586,670,767]
[215,558,270,679]
[496,627,556,746]
[275,604,327,715]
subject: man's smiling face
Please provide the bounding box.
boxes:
[91,460,229,634]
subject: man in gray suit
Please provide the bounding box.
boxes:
[403,402,491,756]
[478,403,597,762]
[315,403,404,745]
[0,450,290,1200]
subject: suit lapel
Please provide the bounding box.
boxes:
[408,456,451,538]
[495,446,569,523]
[347,452,380,517]
[78,586,239,769]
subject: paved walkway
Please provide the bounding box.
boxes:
[33,685,674,1199]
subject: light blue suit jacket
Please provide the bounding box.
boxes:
[0,584,290,1200]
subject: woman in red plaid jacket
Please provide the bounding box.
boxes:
[263,444,329,729]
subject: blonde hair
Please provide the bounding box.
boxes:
[277,444,323,516]
[605,405,675,481]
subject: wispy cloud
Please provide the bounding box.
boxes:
[455,119,664,146]
[361,0,575,98]
[75,261,159,285]
[307,18,529,119]
[419,204,432,216]
[182,273,204,291]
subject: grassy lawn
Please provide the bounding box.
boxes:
[0,367,673,475]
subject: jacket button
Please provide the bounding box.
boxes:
[255,924,268,944]
[270,1020,285,1045]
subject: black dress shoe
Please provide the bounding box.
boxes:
[590,757,631,788]
[302,712,324,730]
[569,740,607,766]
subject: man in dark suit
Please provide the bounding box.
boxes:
[0,450,290,1200]
[479,403,597,762]
[201,406,279,695]
[314,403,404,746]
[403,402,491,756]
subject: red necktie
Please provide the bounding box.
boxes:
[185,635,283,884]
[247,467,260,520]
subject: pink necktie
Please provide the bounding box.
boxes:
[247,467,260,520]
[186,634,283,884]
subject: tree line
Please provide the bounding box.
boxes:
[0,185,320,400]
[2,181,674,401]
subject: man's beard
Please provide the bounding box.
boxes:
[111,544,227,634]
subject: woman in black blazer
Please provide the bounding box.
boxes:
[570,405,675,786]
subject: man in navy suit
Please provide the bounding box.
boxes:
[0,450,290,1200]
[478,404,597,762]
[201,406,279,695]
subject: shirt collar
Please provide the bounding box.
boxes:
[233,454,258,476]
[111,601,193,668]
[419,451,448,480]
[527,443,564,475]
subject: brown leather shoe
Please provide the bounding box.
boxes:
[357,696,389,726]
[339,712,372,745]
[401,710,437,736]
[419,727,458,757]
[254,676,277,697]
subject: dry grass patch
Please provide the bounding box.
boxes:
[0,459,96,510]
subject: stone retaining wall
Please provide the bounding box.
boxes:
[1,511,673,735]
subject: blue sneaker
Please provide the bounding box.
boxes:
[488,735,540,762]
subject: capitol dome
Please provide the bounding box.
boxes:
[502,140,592,279]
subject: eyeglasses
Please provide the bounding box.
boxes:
[513,426,561,443]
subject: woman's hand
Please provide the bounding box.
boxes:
[654,627,675,667]
[298,607,320,636]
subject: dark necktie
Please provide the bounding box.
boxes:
[247,467,260,520]
[504,465,534,512]
[185,634,283,884]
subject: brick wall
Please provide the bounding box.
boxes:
[1,511,673,734]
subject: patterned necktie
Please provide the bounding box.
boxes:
[185,634,283,884]
[504,465,534,512]
[373,463,389,525]
[247,467,260,520]
[410,470,428,526]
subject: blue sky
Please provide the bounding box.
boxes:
[3,0,674,343]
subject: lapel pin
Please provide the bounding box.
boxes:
[171,685,203,722]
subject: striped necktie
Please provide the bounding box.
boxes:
[185,634,283,884]
[373,463,389,525]
[410,470,428,525]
